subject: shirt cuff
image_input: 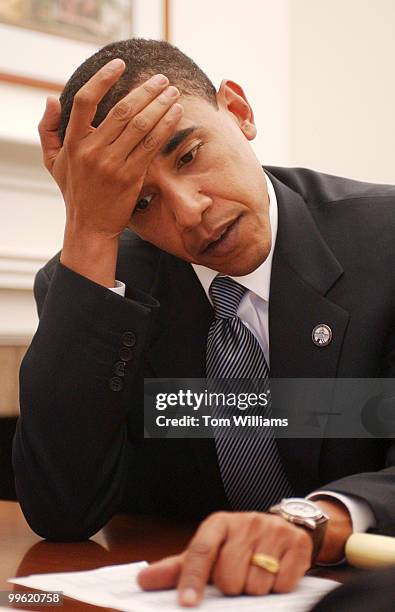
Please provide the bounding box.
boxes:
[306,490,376,566]
[109,280,126,297]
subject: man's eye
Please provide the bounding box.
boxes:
[177,143,202,169]
[135,193,154,212]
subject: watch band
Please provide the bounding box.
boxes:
[269,502,328,565]
[301,515,328,564]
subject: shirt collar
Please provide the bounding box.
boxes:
[192,171,278,303]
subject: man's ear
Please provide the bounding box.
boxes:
[216,79,257,140]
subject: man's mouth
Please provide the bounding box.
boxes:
[199,215,242,257]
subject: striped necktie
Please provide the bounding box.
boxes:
[206,275,293,511]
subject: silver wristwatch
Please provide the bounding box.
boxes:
[269,498,329,564]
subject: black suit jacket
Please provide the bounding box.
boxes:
[13,167,395,540]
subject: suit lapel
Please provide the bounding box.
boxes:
[267,171,349,493]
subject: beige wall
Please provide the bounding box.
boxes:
[171,0,395,183]
[171,0,291,165]
[289,0,395,183]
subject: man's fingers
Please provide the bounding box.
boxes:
[40,96,61,131]
[177,515,228,607]
[211,538,253,596]
[139,516,311,607]
[244,562,276,596]
[125,103,183,184]
[244,542,285,596]
[95,73,170,146]
[137,554,183,591]
[66,58,125,142]
[244,519,289,595]
[110,85,180,159]
[272,531,312,593]
[38,96,62,172]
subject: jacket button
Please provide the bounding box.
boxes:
[114,361,126,377]
[119,347,132,362]
[122,331,136,347]
[109,376,123,392]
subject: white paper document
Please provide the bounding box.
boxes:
[9,562,339,611]
[0,609,34,612]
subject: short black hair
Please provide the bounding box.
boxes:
[59,38,218,144]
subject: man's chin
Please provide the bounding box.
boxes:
[196,247,271,276]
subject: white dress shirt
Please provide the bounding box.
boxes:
[110,173,375,547]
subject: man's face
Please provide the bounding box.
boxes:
[128,83,271,276]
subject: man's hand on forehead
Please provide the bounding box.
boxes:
[38,58,184,287]
[67,60,181,149]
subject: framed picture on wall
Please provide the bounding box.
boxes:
[0,0,169,91]
[0,0,133,45]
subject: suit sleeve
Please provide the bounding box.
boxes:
[13,262,159,541]
[311,567,395,612]
[319,462,395,536]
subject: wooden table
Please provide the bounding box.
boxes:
[0,501,363,611]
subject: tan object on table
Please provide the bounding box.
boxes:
[345,533,395,569]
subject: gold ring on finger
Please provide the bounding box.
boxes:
[250,553,280,574]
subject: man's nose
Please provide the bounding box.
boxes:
[167,187,212,230]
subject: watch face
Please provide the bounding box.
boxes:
[281,498,322,519]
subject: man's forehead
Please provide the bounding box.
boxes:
[159,125,198,157]
[171,96,223,139]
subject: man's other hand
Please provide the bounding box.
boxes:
[137,511,313,607]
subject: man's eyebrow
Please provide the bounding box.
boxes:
[160,126,199,157]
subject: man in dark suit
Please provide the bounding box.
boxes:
[311,567,395,612]
[13,39,395,606]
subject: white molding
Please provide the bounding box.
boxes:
[0,172,58,197]
[0,334,31,346]
[0,250,50,290]
[0,130,39,148]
